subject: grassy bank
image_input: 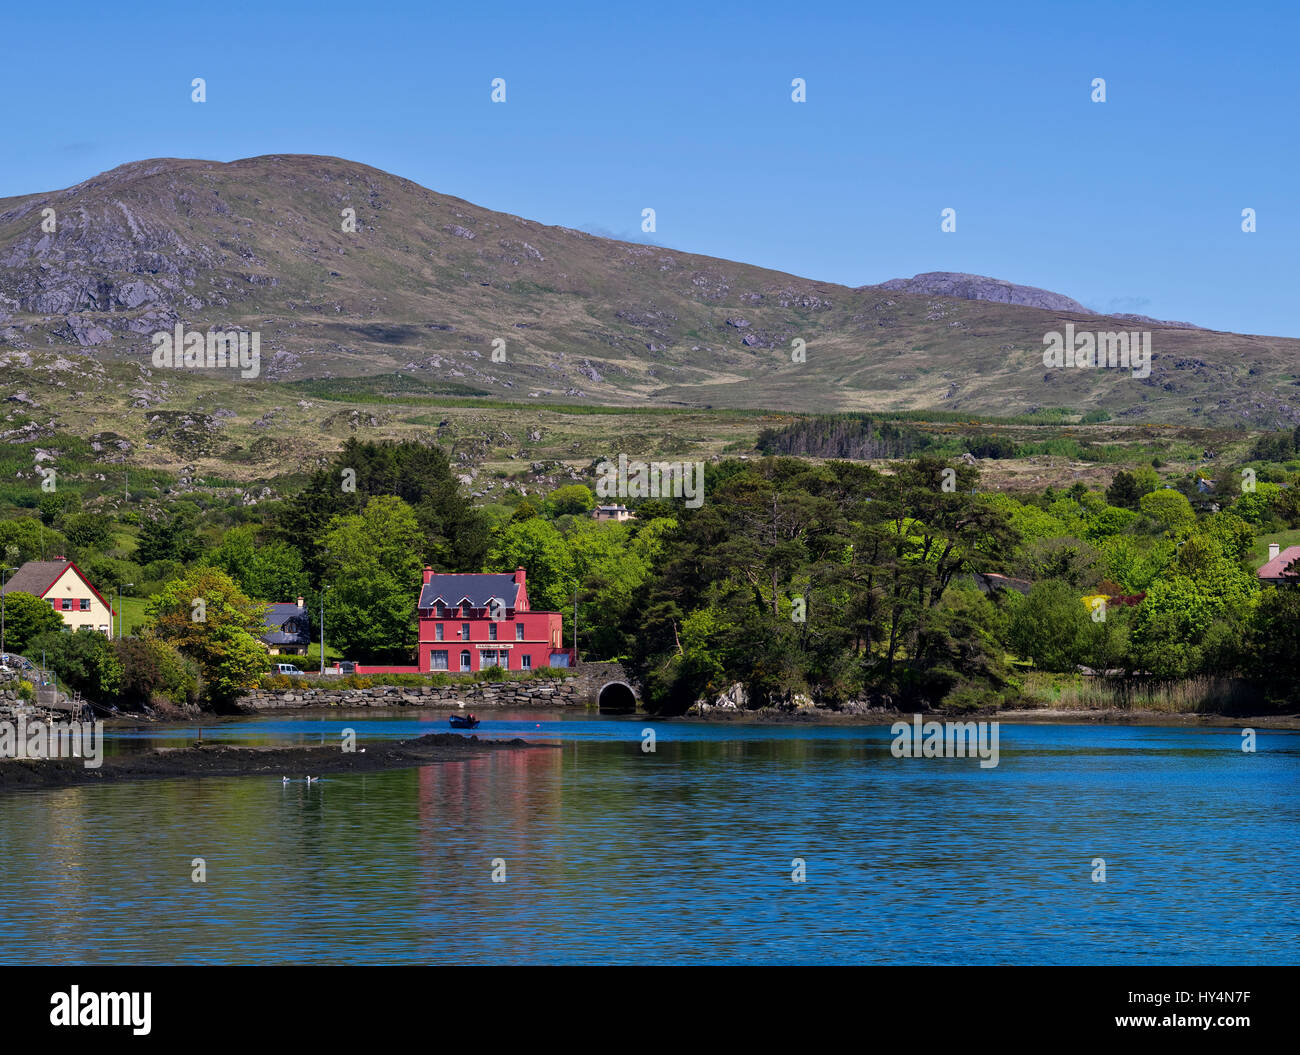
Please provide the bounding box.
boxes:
[1019,672,1262,714]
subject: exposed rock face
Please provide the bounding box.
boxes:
[4,153,1286,426]
[872,272,1093,313]
[870,272,1202,330]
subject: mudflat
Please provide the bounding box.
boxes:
[0,732,546,792]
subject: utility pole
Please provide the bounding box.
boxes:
[573,586,578,665]
[319,586,329,674]
[117,582,134,640]
[1,564,10,660]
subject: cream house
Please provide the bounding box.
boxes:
[0,559,116,635]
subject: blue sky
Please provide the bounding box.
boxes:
[3,0,1296,335]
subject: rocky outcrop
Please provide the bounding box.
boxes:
[872,272,1093,313]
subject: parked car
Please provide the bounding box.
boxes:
[273,663,302,676]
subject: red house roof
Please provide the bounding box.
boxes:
[0,559,117,616]
[1258,545,1300,583]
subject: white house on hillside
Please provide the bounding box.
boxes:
[0,559,117,635]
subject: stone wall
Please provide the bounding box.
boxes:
[240,677,583,711]
[239,661,642,711]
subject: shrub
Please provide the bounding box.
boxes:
[115,637,199,709]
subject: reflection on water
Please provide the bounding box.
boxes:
[1,722,1296,964]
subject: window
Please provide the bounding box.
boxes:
[459,650,471,672]
[435,624,444,641]
[430,650,449,670]
[489,622,497,641]
[461,623,470,640]
[522,654,532,670]
[62,599,72,611]
[480,650,507,669]
[515,623,524,641]
[79,599,91,611]
[436,605,446,619]
[50,599,58,610]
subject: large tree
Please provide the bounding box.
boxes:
[320,496,424,662]
[144,566,270,706]
[1,590,66,655]
[487,517,576,613]
[275,438,489,586]
[30,627,123,701]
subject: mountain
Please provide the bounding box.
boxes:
[873,272,1200,330]
[1,154,1297,426]
[872,272,1094,314]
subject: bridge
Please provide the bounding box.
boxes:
[565,660,641,712]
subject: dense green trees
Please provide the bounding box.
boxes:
[8,423,1300,711]
[143,567,270,706]
[320,496,425,662]
[29,627,123,700]
[1,591,65,653]
[113,636,199,710]
[274,438,490,582]
[622,457,1020,712]
[206,524,307,603]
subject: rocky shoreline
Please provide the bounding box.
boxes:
[0,732,547,792]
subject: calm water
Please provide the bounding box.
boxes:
[0,714,1296,965]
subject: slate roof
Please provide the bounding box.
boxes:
[262,602,310,645]
[419,574,520,611]
[1,560,72,597]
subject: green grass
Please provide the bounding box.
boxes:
[116,595,150,635]
[1249,529,1300,569]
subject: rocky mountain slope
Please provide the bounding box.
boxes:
[1,155,1296,426]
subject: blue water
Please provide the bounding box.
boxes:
[0,715,1295,964]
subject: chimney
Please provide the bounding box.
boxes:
[1269,543,1281,562]
[296,596,304,609]
[423,565,434,585]
[514,566,526,585]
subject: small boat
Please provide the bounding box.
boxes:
[448,715,480,729]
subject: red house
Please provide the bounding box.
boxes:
[416,566,573,673]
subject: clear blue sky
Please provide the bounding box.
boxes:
[4,0,1296,335]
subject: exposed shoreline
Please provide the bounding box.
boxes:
[678,707,1300,729]
[0,732,549,793]
[216,701,1300,730]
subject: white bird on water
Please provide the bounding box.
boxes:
[306,776,318,785]
[282,776,290,784]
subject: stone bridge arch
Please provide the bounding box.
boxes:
[566,660,641,711]
[596,680,637,713]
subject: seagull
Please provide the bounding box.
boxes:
[306,776,318,784]
[282,776,290,784]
